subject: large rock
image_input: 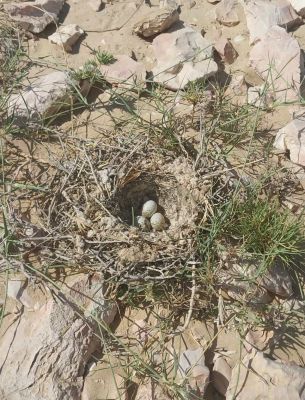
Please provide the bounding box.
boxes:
[227,350,305,399]
[274,113,305,165]
[99,55,146,89]
[4,0,65,33]
[133,7,179,37]
[289,0,305,16]
[243,0,302,44]
[8,70,75,125]
[249,26,304,102]
[0,274,117,400]
[152,26,218,90]
[49,24,84,52]
[215,0,240,26]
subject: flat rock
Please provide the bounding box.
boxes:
[288,0,305,16]
[215,0,240,26]
[249,26,304,102]
[99,55,146,89]
[243,0,302,44]
[227,350,305,399]
[0,274,117,400]
[152,26,218,90]
[214,37,238,64]
[8,70,76,125]
[133,7,179,37]
[274,113,305,166]
[49,24,84,52]
[4,0,65,33]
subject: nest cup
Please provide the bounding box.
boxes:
[115,175,160,226]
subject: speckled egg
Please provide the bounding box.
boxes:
[150,213,165,231]
[142,200,158,218]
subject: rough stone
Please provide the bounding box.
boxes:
[152,26,218,90]
[4,0,65,34]
[178,348,210,396]
[243,0,302,45]
[227,350,305,399]
[274,113,305,166]
[214,37,238,64]
[249,26,304,102]
[0,274,117,400]
[99,55,146,89]
[89,0,103,11]
[133,7,179,38]
[288,0,305,16]
[8,70,76,125]
[215,0,240,26]
[49,24,84,52]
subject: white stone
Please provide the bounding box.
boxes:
[274,114,305,166]
[227,350,305,399]
[4,0,65,33]
[249,26,304,102]
[133,7,179,38]
[99,55,146,89]
[8,71,75,125]
[49,24,84,53]
[215,0,240,26]
[152,26,218,90]
[243,0,302,45]
[288,0,305,16]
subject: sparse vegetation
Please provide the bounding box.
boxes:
[2,6,305,400]
[95,49,117,65]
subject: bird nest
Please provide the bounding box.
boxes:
[4,134,212,286]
